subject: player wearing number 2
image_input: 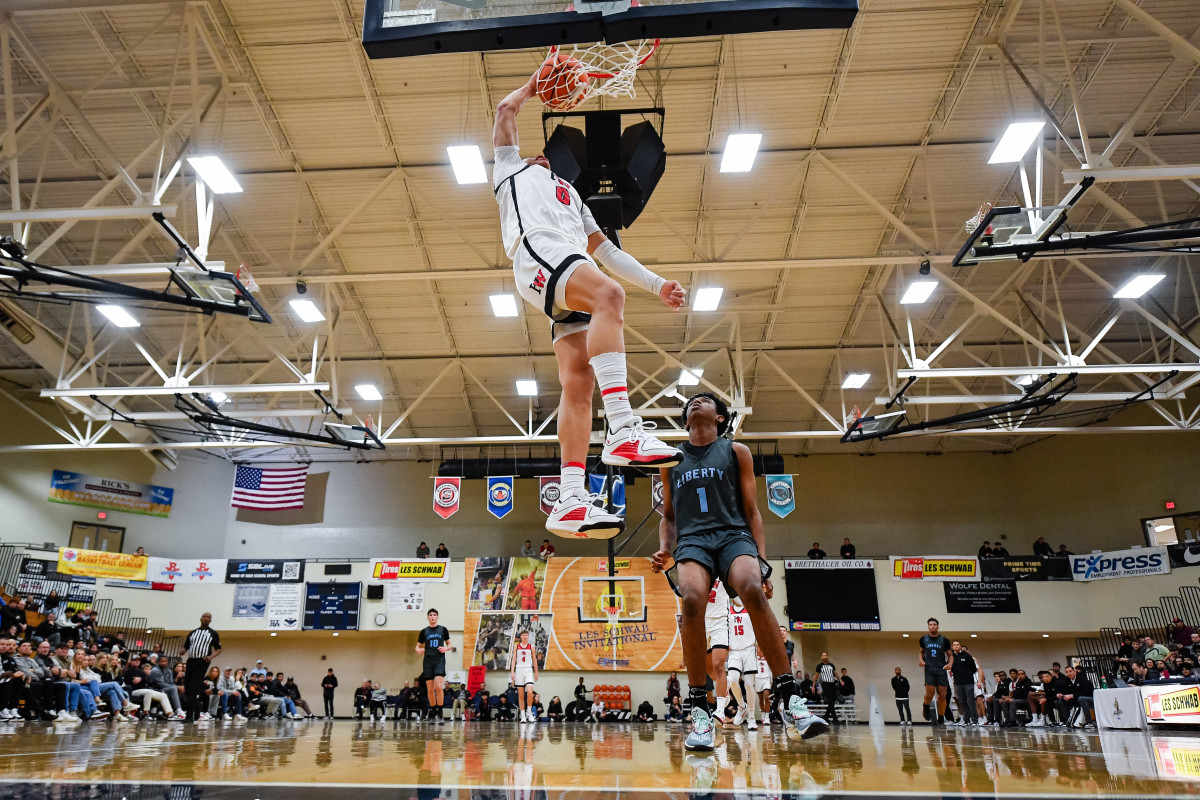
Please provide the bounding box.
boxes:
[493,72,688,541]
[653,392,829,751]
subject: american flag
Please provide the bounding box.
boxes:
[231,465,308,510]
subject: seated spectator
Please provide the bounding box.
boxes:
[636,699,656,722]
[219,667,246,719]
[496,695,515,721]
[2,637,45,720]
[354,680,371,719]
[1115,636,1135,668]
[1033,537,1054,557]
[369,681,387,720]
[530,692,544,720]
[547,695,564,722]
[838,668,856,700]
[0,599,28,640]
[49,643,96,721]
[1057,665,1094,728]
[991,542,1010,557]
[134,547,147,556]
[588,697,605,722]
[284,676,314,718]
[14,640,55,720]
[1145,636,1170,663]
[1170,619,1194,648]
[475,690,492,721]
[807,542,825,560]
[249,660,268,679]
[435,543,449,558]
[1025,671,1050,727]
[78,651,132,720]
[128,661,172,718]
[451,684,469,720]
[978,541,993,559]
[32,612,59,647]
[520,540,537,558]
[666,697,684,722]
[983,671,1008,726]
[538,539,555,560]
[1057,544,1073,557]
[416,541,430,559]
[840,538,856,559]
[267,673,300,719]
[202,665,223,720]
[1004,669,1033,727]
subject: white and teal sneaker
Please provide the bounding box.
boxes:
[684,707,716,751]
[783,696,830,741]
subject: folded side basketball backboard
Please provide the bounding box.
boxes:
[952,178,1093,267]
[362,0,858,59]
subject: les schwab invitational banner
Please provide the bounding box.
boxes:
[49,469,174,517]
[462,556,681,672]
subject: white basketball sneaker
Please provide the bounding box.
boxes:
[601,419,682,467]
[546,490,625,540]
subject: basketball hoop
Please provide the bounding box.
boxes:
[536,39,660,111]
[965,203,993,235]
[235,264,260,294]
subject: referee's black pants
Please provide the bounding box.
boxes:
[820,682,839,723]
[184,657,208,719]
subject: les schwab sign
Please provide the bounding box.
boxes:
[1144,685,1200,725]
[890,556,978,581]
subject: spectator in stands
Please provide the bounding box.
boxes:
[416,542,430,558]
[202,665,223,720]
[520,540,537,558]
[54,609,76,642]
[451,684,469,720]
[134,547,146,556]
[588,695,605,722]
[635,698,656,721]
[538,539,555,560]
[666,670,681,706]
[32,612,58,647]
[129,661,172,718]
[369,681,387,720]
[284,677,314,718]
[977,541,993,559]
[219,667,246,719]
[1170,619,1194,647]
[1183,632,1200,664]
[1134,636,1151,662]
[1004,669,1032,727]
[249,660,267,679]
[435,543,449,558]
[1127,661,1149,686]
[799,672,816,702]
[892,667,911,725]
[1058,665,1094,728]
[839,668,856,701]
[807,542,826,560]
[840,538,856,559]
[1115,636,1135,669]
[1057,544,1073,556]
[1025,671,1050,727]
[474,690,492,721]
[151,656,186,719]
[50,643,98,720]
[547,695,564,721]
[42,590,64,616]
[666,696,684,722]
[1033,537,1054,557]
[79,652,131,721]
[0,599,28,640]
[531,692,544,720]
[354,680,371,719]
[991,541,1010,557]
[496,695,515,721]
[1145,636,1170,663]
[986,669,1011,726]
[14,640,55,720]
[2,637,43,720]
[267,673,300,719]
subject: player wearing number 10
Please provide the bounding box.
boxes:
[653,392,829,751]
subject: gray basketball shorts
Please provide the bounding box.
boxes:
[673,530,759,594]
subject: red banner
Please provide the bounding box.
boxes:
[538,476,560,516]
[433,477,460,520]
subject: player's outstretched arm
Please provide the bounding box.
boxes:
[493,73,538,148]
[652,468,677,572]
[587,231,686,310]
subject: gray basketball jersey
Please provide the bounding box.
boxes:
[668,438,747,539]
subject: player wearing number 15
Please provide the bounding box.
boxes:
[492,71,687,541]
[652,392,828,751]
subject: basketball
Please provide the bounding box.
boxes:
[536,51,589,110]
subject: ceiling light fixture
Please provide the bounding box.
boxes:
[209,391,228,404]
[900,280,937,305]
[355,384,382,401]
[447,145,488,185]
[96,305,140,328]
[988,121,1046,164]
[516,380,538,396]
[489,293,518,317]
[288,299,326,323]
[693,287,724,311]
[1113,273,1165,299]
[678,368,704,386]
[842,373,870,389]
[186,156,243,194]
[720,133,762,173]
[1015,374,1038,387]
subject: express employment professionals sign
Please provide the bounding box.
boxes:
[1069,546,1169,581]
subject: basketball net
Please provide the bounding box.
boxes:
[965,203,993,234]
[538,39,660,111]
[235,264,260,293]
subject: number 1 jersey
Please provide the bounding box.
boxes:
[667,437,748,540]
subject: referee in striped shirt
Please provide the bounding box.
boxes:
[181,612,221,721]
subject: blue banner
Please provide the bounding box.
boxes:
[487,476,514,519]
[765,474,795,518]
[588,473,626,516]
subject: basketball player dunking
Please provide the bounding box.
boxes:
[493,72,688,540]
[510,629,539,723]
[653,392,829,751]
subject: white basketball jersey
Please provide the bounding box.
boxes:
[514,643,535,669]
[705,579,729,622]
[757,656,771,678]
[493,146,600,260]
[729,603,755,650]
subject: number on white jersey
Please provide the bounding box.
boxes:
[729,604,755,650]
[515,643,534,668]
[704,579,729,621]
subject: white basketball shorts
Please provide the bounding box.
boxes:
[706,614,729,652]
[513,231,593,343]
[726,646,757,675]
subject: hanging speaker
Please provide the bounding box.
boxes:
[618,121,665,224]
[544,125,586,186]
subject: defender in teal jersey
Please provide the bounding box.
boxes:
[652,392,828,750]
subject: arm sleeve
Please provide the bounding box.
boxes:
[593,239,665,295]
[492,146,525,188]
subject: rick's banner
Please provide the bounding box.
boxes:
[49,469,174,517]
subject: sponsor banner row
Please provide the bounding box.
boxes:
[980,556,1072,581]
[1070,546,1170,581]
[943,580,1020,613]
[891,556,978,581]
[889,547,1172,583]
[370,558,449,582]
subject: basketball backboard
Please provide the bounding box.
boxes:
[952,178,1093,268]
[169,269,272,324]
[362,0,858,59]
[577,575,647,623]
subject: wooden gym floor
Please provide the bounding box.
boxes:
[0,718,1196,798]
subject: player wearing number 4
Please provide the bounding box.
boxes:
[653,392,829,751]
[510,630,539,723]
[493,72,687,541]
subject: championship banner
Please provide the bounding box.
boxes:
[57,547,147,581]
[1143,684,1200,725]
[1167,542,1200,569]
[146,557,227,584]
[943,580,1020,613]
[370,558,449,582]
[49,469,174,518]
[433,477,461,520]
[891,556,979,581]
[224,560,304,583]
[980,555,1072,581]
[1070,546,1169,582]
[538,476,560,516]
[487,476,513,519]
[765,475,795,518]
[462,556,682,673]
[651,474,664,517]
[588,474,625,516]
